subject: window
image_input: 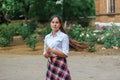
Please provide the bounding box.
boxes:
[107,0,115,13]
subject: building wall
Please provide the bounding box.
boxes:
[95,0,120,23]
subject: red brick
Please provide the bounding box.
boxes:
[95,0,120,22]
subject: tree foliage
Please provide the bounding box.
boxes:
[0,0,95,21]
[63,0,95,20]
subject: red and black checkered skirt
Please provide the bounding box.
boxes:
[46,57,71,80]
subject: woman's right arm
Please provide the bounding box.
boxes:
[43,37,51,58]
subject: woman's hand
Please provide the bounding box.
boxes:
[46,46,52,53]
[44,46,52,58]
[44,53,50,58]
[46,45,67,58]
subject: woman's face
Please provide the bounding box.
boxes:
[50,17,61,32]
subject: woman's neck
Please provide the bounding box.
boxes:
[52,30,59,36]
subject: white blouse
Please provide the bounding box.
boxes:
[43,30,69,57]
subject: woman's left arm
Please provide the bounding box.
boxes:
[46,47,68,58]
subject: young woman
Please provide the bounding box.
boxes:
[43,15,71,80]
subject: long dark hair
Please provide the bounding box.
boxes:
[49,15,88,50]
[49,15,65,33]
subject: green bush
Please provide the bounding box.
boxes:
[39,24,51,37]
[0,24,16,47]
[0,37,10,47]
[18,21,38,40]
[25,34,37,50]
[66,25,82,41]
[0,22,38,50]
[116,32,120,47]
[97,25,120,48]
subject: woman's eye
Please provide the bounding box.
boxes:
[52,22,54,23]
[52,22,58,24]
[56,22,59,24]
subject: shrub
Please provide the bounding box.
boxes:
[0,24,16,47]
[25,34,37,50]
[18,21,38,40]
[0,37,10,47]
[39,24,51,37]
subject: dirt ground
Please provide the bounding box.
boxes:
[0,36,120,55]
[0,36,120,80]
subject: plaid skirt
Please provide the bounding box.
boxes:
[46,57,71,80]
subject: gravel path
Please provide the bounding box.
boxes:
[0,54,120,80]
